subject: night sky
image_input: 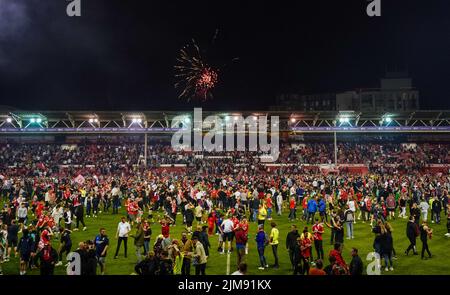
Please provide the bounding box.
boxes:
[0,0,449,111]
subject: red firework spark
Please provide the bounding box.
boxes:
[174,39,219,101]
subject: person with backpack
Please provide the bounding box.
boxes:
[344,205,355,239]
[405,215,419,255]
[17,229,35,275]
[255,224,268,270]
[386,193,396,220]
[34,242,58,275]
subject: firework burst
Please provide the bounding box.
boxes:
[174,39,219,101]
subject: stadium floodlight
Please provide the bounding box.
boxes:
[225,116,230,121]
[385,117,392,123]
[233,116,239,121]
[94,118,99,123]
[36,118,42,124]
[252,116,258,121]
[30,118,36,123]
[290,118,296,123]
[339,117,350,124]
[184,117,191,124]
[6,117,12,123]
[89,118,94,123]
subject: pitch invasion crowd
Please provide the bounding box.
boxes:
[0,144,449,275]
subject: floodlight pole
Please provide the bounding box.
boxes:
[334,131,338,166]
[144,133,148,167]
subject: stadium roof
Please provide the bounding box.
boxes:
[0,109,450,134]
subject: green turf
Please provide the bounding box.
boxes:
[2,206,450,275]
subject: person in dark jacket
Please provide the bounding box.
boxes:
[17,229,35,275]
[431,197,442,224]
[135,251,158,275]
[131,222,145,263]
[405,216,418,255]
[286,225,300,269]
[255,225,268,270]
[420,221,432,259]
[34,242,58,275]
[199,225,211,257]
[379,225,394,271]
[410,203,421,226]
[157,250,173,275]
[84,240,98,275]
[349,248,363,275]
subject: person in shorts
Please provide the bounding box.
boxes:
[221,216,234,254]
[7,220,19,260]
[95,227,109,275]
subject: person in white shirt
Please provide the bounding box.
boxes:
[17,203,28,230]
[276,192,283,216]
[419,199,430,221]
[221,217,234,254]
[114,216,131,259]
[347,199,356,224]
[51,204,63,234]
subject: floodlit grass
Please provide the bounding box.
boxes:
[2,206,449,275]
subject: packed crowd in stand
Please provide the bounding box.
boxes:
[1,142,449,172]
[0,141,449,275]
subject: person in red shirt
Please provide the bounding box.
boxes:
[302,197,308,221]
[312,218,324,260]
[309,259,327,275]
[329,242,348,272]
[300,227,313,275]
[160,217,172,238]
[35,201,45,218]
[127,199,139,225]
[207,213,216,236]
[266,195,273,220]
[289,197,296,221]
[234,225,248,268]
[239,217,249,254]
